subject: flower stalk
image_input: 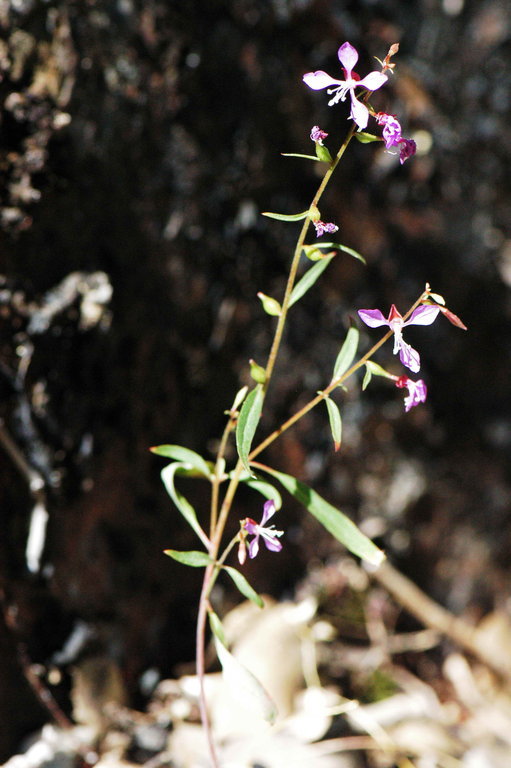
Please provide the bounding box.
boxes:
[150,42,465,768]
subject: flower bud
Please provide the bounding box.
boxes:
[257,292,281,316]
[249,359,267,384]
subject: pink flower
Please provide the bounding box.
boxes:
[375,113,417,163]
[242,500,284,559]
[314,220,338,237]
[303,42,388,130]
[358,303,440,373]
[310,125,328,144]
[375,112,403,148]
[395,375,427,411]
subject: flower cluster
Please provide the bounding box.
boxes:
[358,304,439,374]
[303,42,387,130]
[358,303,440,411]
[314,220,338,237]
[375,112,417,164]
[310,125,328,144]
[303,42,416,163]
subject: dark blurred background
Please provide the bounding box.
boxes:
[1,0,511,758]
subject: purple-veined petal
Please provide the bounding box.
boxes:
[261,499,276,526]
[398,341,421,373]
[260,532,283,552]
[349,95,370,129]
[358,308,389,328]
[337,42,358,73]
[303,71,342,90]
[404,305,440,327]
[247,537,260,559]
[357,71,388,91]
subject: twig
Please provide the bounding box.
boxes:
[17,645,73,730]
[372,559,511,681]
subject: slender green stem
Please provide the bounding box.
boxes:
[263,123,357,390]
[195,563,220,768]
[210,415,236,538]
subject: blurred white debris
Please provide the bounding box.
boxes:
[27,271,112,334]
[25,501,49,573]
[2,725,96,768]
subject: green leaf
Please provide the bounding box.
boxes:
[354,131,381,144]
[208,610,226,644]
[151,445,211,478]
[259,467,385,566]
[315,143,333,163]
[333,326,359,381]
[367,360,395,378]
[281,153,320,161]
[236,385,264,474]
[238,475,282,510]
[261,210,310,222]
[214,636,277,723]
[289,254,335,308]
[161,463,210,547]
[362,361,395,391]
[223,565,264,608]
[163,549,212,567]
[324,396,342,452]
[362,365,372,391]
[309,242,366,265]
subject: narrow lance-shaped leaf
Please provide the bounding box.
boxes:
[281,152,320,161]
[161,463,210,548]
[309,242,366,265]
[289,254,335,308]
[208,610,226,645]
[354,131,381,144]
[214,636,277,723]
[362,365,372,391]
[363,360,395,391]
[151,445,211,478]
[163,549,212,567]
[259,467,385,566]
[236,384,264,475]
[237,475,282,510]
[332,326,359,382]
[324,396,342,452]
[262,210,310,222]
[223,565,264,608]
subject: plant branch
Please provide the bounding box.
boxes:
[250,287,430,461]
[263,123,357,391]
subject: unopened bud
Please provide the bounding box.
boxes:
[257,292,281,317]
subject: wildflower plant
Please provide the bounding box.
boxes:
[151,41,466,766]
